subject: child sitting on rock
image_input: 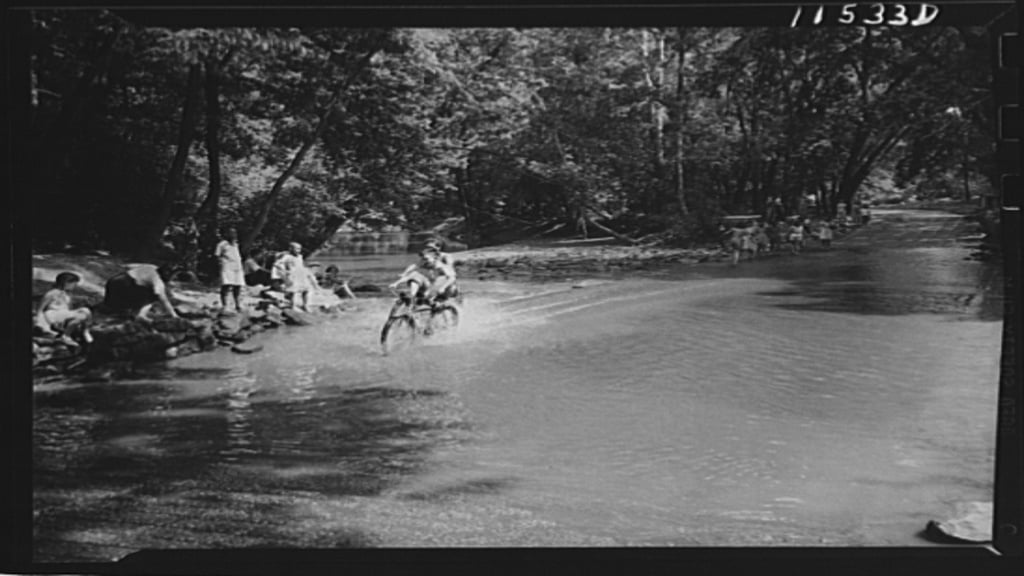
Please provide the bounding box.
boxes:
[244,254,272,287]
[35,272,94,346]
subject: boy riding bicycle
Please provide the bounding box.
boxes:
[423,238,460,301]
[389,247,457,307]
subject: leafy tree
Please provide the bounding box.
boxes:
[27,15,1003,262]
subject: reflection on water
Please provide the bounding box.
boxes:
[34,209,1004,555]
[222,373,258,461]
[748,246,1003,319]
[285,365,317,403]
[309,253,417,281]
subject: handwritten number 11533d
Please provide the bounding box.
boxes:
[791,4,940,27]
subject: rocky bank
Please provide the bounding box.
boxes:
[32,215,883,382]
[31,252,359,384]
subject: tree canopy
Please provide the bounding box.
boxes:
[25,13,1003,270]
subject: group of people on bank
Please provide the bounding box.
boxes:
[34,227,461,350]
[214,229,323,314]
[722,199,872,265]
[33,230,323,350]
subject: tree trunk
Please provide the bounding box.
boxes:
[455,165,473,231]
[673,28,689,216]
[656,32,666,169]
[734,100,758,212]
[733,165,749,210]
[195,50,234,274]
[838,126,909,208]
[144,62,202,257]
[642,29,666,211]
[961,130,971,203]
[240,48,379,254]
[28,12,38,114]
[308,214,349,255]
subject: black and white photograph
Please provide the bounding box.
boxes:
[8,1,1020,570]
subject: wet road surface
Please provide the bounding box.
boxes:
[33,209,1004,559]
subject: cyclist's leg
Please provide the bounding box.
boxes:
[405,271,431,305]
[431,275,456,302]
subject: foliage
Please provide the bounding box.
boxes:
[26,12,1003,265]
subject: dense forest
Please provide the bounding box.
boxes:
[24,11,1004,277]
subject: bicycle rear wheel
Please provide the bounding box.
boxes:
[429,305,459,332]
[381,315,416,355]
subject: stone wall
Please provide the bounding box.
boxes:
[315,231,410,257]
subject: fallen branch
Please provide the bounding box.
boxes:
[585,216,641,245]
[533,222,567,237]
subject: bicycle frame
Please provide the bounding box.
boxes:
[381,287,460,354]
[387,288,440,320]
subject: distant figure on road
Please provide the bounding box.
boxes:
[836,202,849,225]
[788,219,805,254]
[819,220,834,248]
[751,221,771,254]
[216,228,244,312]
[104,264,180,322]
[35,271,94,346]
[772,220,788,252]
[807,193,822,218]
[861,204,872,225]
[765,197,785,225]
[724,222,755,265]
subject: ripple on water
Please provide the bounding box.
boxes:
[34,216,1003,552]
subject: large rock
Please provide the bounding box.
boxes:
[231,342,264,354]
[214,311,253,336]
[281,309,316,326]
[89,323,180,362]
[149,316,196,338]
[88,316,217,363]
[192,320,217,350]
[32,336,82,367]
[925,501,993,543]
[173,301,211,319]
[262,308,286,327]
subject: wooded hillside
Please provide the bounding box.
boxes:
[23,13,1004,275]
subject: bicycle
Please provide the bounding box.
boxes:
[380,287,460,355]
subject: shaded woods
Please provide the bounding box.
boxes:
[23,13,1007,275]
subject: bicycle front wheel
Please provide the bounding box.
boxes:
[381,315,417,355]
[429,305,459,332]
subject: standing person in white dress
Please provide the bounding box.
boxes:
[216,228,245,312]
[272,242,313,312]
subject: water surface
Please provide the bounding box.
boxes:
[33,209,1003,557]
